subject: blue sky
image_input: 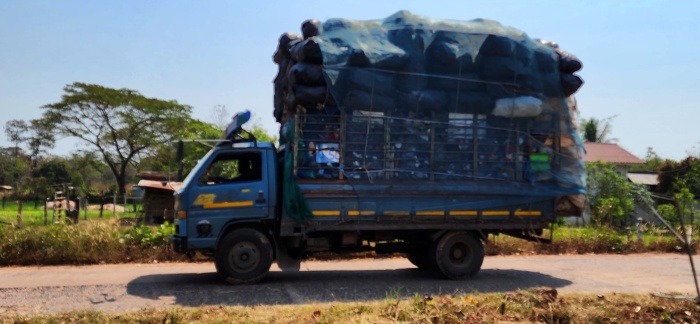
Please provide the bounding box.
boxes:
[1,0,699,161]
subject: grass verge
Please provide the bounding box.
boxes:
[4,289,698,323]
[0,220,696,266]
[0,219,186,266]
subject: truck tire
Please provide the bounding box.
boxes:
[215,228,273,284]
[433,232,484,279]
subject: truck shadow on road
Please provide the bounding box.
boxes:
[126,268,571,307]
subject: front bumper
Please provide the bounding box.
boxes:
[170,235,188,253]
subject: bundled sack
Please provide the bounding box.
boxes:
[536,39,582,73]
[343,90,396,113]
[291,38,323,64]
[340,68,396,95]
[427,73,484,92]
[447,91,494,115]
[556,49,582,73]
[492,96,543,118]
[395,90,450,114]
[560,73,584,97]
[274,32,303,65]
[274,33,303,122]
[287,63,326,87]
[292,85,336,108]
[425,31,478,74]
[478,35,533,64]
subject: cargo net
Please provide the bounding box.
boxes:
[293,110,584,191]
[274,11,586,218]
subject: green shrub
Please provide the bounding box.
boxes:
[0,220,182,266]
[119,222,174,248]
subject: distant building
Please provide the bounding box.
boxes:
[583,142,644,175]
[135,179,182,224]
[574,143,648,225]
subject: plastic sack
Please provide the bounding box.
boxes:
[557,49,583,73]
[287,63,326,87]
[292,85,336,107]
[274,33,302,64]
[492,96,543,118]
[290,38,323,64]
[560,73,584,97]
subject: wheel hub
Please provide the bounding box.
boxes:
[449,242,469,265]
[230,242,260,271]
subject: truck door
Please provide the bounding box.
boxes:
[186,150,270,243]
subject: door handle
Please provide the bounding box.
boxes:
[256,190,266,204]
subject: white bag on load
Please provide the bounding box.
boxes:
[492,96,543,118]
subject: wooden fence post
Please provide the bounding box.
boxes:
[99,196,104,218]
[44,198,48,226]
[16,200,23,228]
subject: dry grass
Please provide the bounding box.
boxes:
[5,289,698,323]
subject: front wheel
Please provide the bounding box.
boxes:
[433,232,484,280]
[215,228,273,284]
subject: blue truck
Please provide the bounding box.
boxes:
[170,12,586,284]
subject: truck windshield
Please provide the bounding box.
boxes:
[180,149,216,192]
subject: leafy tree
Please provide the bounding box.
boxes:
[586,162,650,227]
[580,116,617,143]
[64,151,111,197]
[210,104,230,131]
[674,187,699,230]
[657,204,679,226]
[41,82,192,195]
[629,147,665,172]
[658,157,700,197]
[0,147,17,185]
[3,152,29,198]
[138,118,222,179]
[25,119,55,168]
[245,122,278,144]
[28,157,72,200]
[4,120,28,158]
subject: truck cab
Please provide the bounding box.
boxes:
[171,112,281,284]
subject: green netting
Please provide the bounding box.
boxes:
[281,120,313,223]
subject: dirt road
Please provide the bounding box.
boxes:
[1,254,698,316]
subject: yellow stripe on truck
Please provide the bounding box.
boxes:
[416,211,444,216]
[449,210,478,216]
[348,211,376,216]
[312,210,340,217]
[482,211,510,216]
[514,211,542,216]
[383,211,410,216]
[203,201,254,209]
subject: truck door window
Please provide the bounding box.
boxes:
[199,152,262,185]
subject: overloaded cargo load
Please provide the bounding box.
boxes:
[272,11,586,216]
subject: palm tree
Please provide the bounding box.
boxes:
[580,116,617,143]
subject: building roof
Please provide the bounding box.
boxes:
[627,172,659,186]
[136,179,182,192]
[583,143,644,165]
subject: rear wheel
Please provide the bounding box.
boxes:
[215,228,273,284]
[433,232,484,279]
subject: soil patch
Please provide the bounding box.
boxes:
[87,204,127,212]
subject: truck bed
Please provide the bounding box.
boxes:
[279,178,557,235]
